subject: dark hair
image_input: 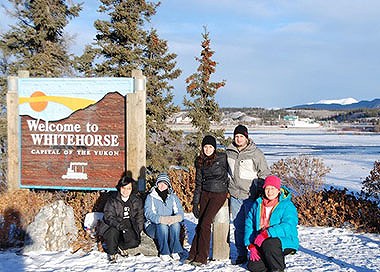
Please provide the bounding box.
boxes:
[116,176,135,191]
[196,150,217,168]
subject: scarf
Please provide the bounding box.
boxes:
[259,197,279,230]
[155,187,169,202]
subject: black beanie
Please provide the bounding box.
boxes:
[202,135,216,149]
[234,125,249,138]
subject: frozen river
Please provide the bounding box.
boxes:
[225,129,380,193]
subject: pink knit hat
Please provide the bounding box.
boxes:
[263,175,281,190]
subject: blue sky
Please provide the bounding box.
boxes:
[1,0,380,108]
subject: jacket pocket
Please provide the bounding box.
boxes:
[239,159,258,180]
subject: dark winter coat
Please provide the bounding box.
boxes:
[193,152,229,204]
[98,192,144,241]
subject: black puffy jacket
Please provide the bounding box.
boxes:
[193,152,229,204]
[98,192,144,239]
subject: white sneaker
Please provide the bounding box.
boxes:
[171,253,180,261]
[160,254,171,262]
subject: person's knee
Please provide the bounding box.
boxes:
[263,237,281,246]
[171,222,181,229]
[157,223,169,234]
[261,238,283,257]
[145,223,156,239]
[169,222,181,234]
[103,226,120,239]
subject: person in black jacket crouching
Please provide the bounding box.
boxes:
[185,135,229,266]
[98,175,144,263]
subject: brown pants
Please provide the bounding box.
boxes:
[188,191,227,264]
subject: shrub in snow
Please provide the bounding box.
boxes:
[293,188,380,233]
[270,155,331,196]
[362,161,380,201]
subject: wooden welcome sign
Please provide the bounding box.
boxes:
[7,70,146,191]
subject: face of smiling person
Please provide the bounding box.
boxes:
[203,144,215,157]
[120,183,133,198]
[234,134,248,150]
[264,185,280,200]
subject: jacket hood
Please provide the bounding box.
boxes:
[279,186,293,202]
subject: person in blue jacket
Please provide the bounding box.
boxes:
[244,175,299,272]
[144,173,184,262]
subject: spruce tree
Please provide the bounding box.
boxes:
[76,0,182,173]
[0,51,9,189]
[0,0,81,77]
[0,0,81,187]
[143,29,183,172]
[183,26,226,163]
[75,0,157,76]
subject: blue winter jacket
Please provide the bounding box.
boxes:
[244,186,299,251]
[144,179,184,227]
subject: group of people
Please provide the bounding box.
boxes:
[98,172,184,263]
[98,124,299,272]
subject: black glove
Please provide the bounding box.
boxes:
[192,203,200,219]
[118,218,132,231]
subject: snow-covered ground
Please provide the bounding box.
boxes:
[1,218,379,272]
[0,130,379,271]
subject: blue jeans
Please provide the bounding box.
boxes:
[230,197,254,258]
[146,222,183,255]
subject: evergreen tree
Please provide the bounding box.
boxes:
[75,0,157,76]
[0,51,9,189]
[76,0,182,173]
[0,0,81,188]
[143,29,183,172]
[0,0,81,77]
[183,26,226,163]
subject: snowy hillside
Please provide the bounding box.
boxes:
[314,98,358,105]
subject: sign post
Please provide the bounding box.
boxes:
[127,70,146,191]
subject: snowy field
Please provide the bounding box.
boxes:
[1,129,379,272]
[247,129,380,193]
[1,219,379,272]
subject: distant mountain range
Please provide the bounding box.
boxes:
[290,98,380,110]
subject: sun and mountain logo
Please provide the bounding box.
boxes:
[18,77,134,121]
[19,90,97,121]
[19,90,95,113]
